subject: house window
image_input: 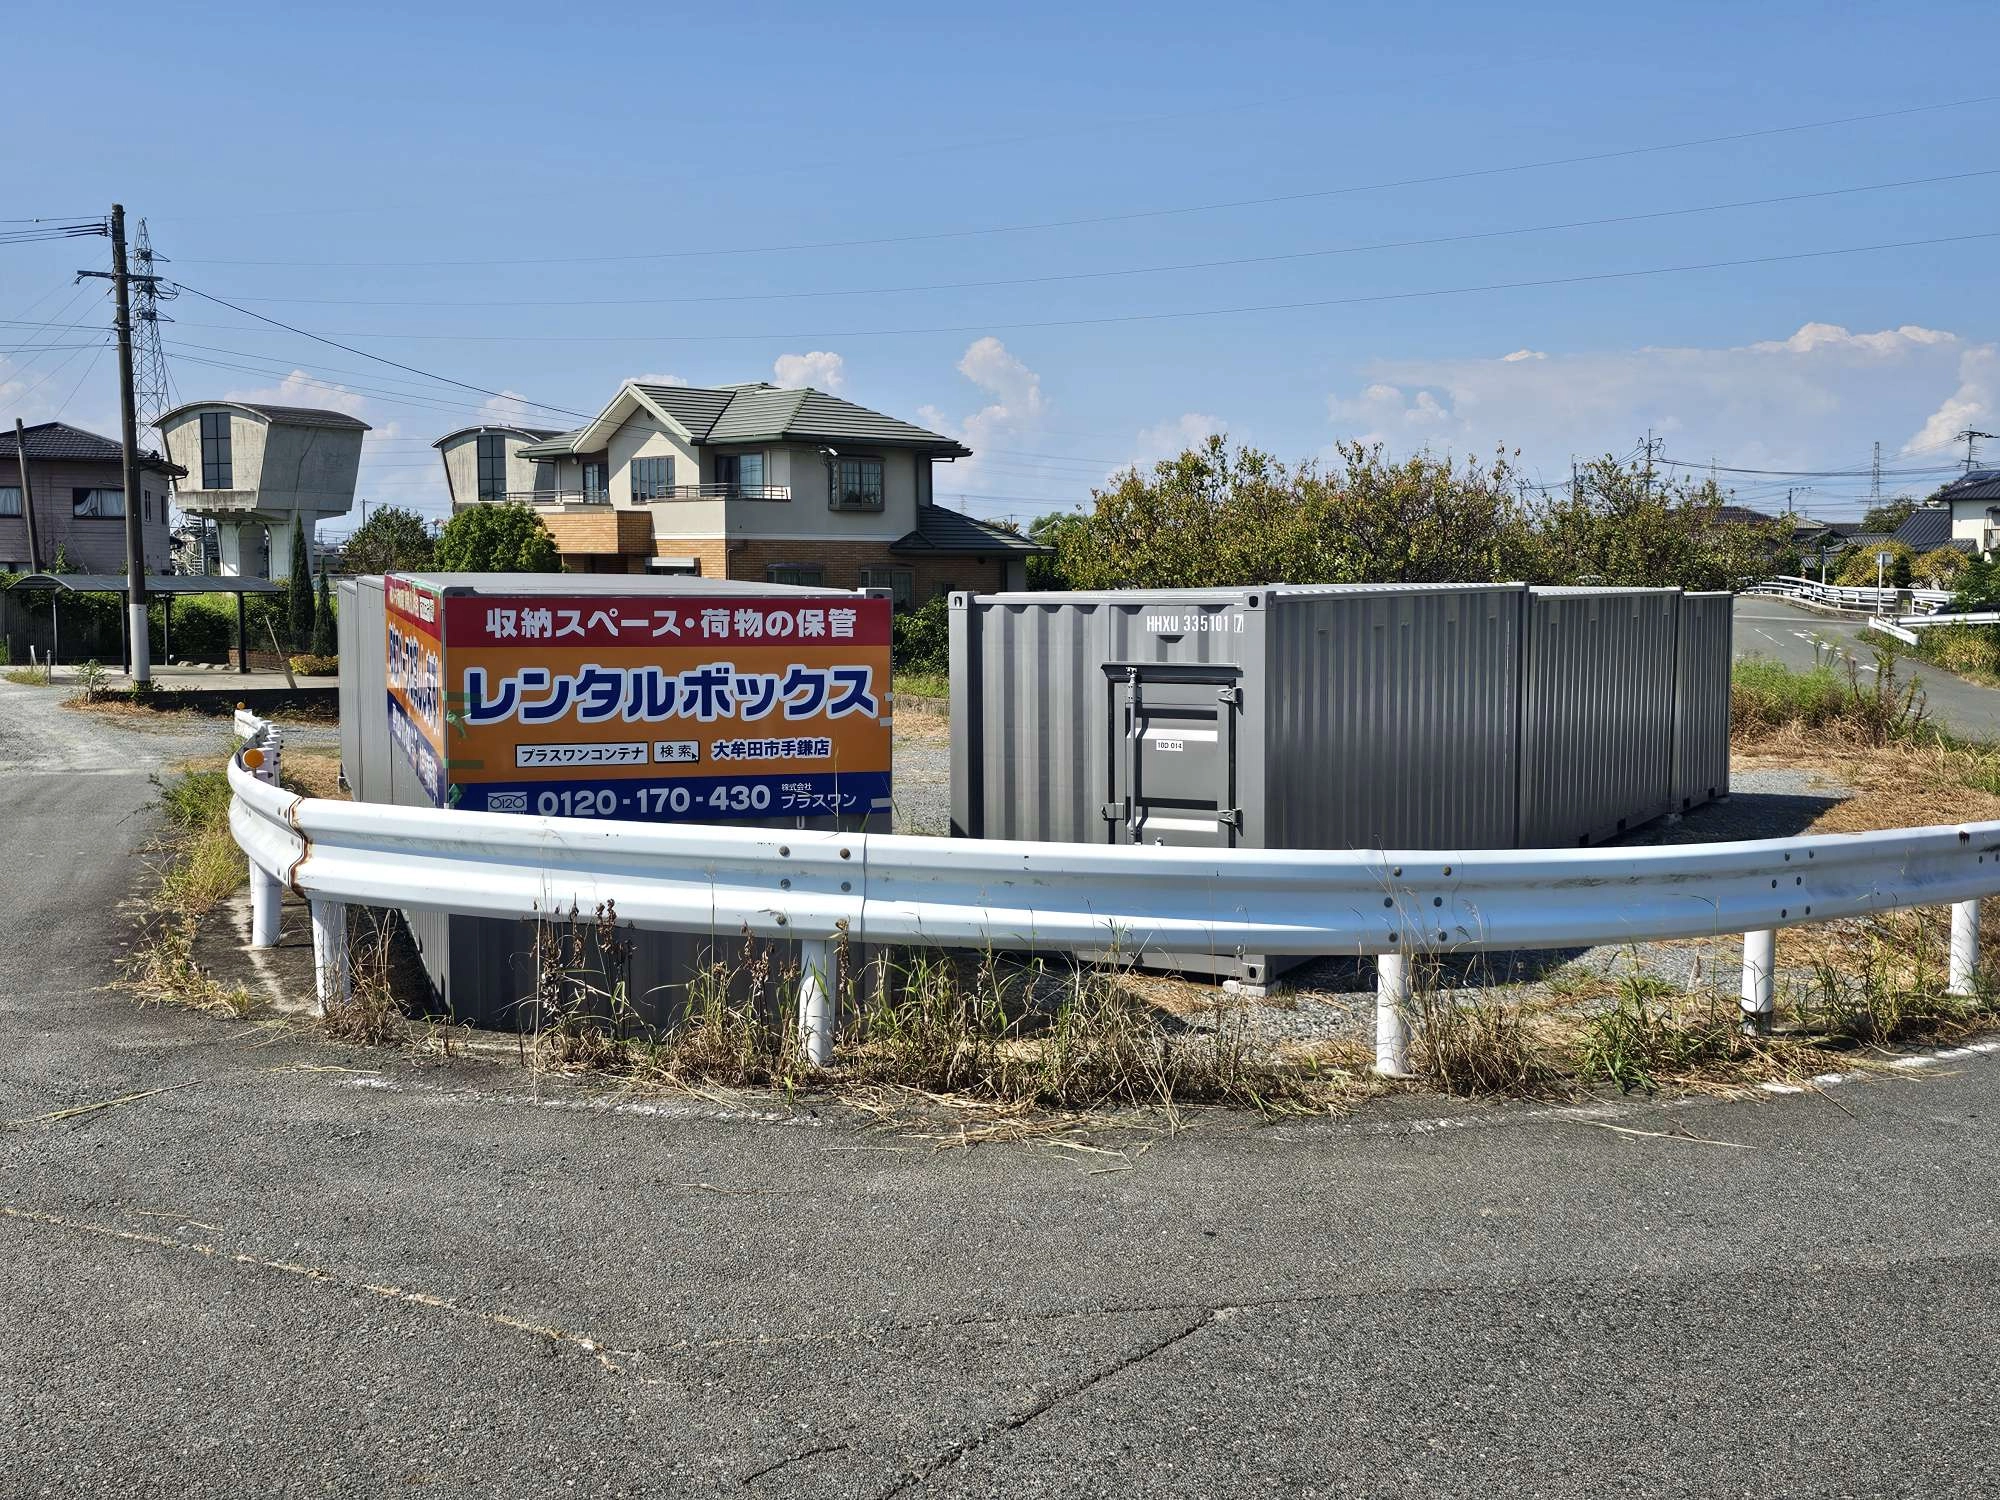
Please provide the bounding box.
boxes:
[833,457,884,511]
[74,486,125,518]
[144,494,152,522]
[583,461,606,502]
[859,565,915,606]
[0,486,19,517]
[476,434,508,502]
[631,455,675,501]
[766,563,825,587]
[200,411,232,489]
[716,452,769,496]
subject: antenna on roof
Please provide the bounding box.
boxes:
[1956,428,1997,474]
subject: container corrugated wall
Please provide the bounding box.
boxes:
[1518,588,1679,846]
[1671,592,1733,812]
[1264,585,1521,850]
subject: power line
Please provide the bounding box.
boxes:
[158,227,2000,346]
[171,93,2000,270]
[163,279,593,421]
[208,167,2000,312]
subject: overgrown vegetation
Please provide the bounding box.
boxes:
[1036,439,1789,593]
[1731,642,1926,746]
[120,766,257,1017]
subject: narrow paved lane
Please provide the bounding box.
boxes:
[1734,595,2000,741]
[3,676,1999,1497]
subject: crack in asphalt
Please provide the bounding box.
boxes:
[872,1311,1218,1499]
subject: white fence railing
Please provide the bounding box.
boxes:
[229,714,1992,1077]
[1752,576,1955,614]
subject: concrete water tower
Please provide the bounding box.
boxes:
[155,401,370,578]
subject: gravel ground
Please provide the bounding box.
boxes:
[1107,763,1863,1049]
[891,705,951,835]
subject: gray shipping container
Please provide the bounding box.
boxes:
[951,581,1731,986]
[1671,592,1733,815]
[337,574,887,1029]
[1517,587,1680,847]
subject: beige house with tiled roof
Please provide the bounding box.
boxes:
[436,381,1045,600]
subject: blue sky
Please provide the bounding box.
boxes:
[7,0,2000,527]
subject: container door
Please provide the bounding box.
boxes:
[1106,667,1241,847]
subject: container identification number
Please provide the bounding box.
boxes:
[1143,613,1243,634]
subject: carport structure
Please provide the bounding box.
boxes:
[2,574,284,676]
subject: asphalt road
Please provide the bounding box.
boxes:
[5,675,2000,1497]
[1734,595,2000,741]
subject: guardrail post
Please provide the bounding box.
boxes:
[1740,928,1776,1035]
[1949,899,1980,998]
[1375,953,1412,1077]
[797,938,834,1067]
[310,899,349,1016]
[250,863,282,948]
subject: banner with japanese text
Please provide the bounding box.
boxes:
[384,574,447,807]
[390,585,893,823]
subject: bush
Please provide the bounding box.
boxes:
[1915,546,1969,589]
[1837,540,1915,587]
[435,503,559,572]
[1916,623,2000,679]
[1731,646,1926,745]
[289,653,338,677]
[892,595,949,677]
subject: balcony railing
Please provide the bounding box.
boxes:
[500,484,792,506]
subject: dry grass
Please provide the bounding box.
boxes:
[119,763,258,1017]
[279,751,345,800]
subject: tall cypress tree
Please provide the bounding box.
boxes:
[312,568,336,657]
[286,513,314,652]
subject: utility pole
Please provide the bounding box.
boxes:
[1956,428,1997,475]
[76,204,152,687]
[14,419,41,574]
[1871,441,1882,507]
[1641,429,1658,498]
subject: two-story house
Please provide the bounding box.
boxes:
[1929,469,2000,557]
[0,421,178,575]
[434,382,1046,598]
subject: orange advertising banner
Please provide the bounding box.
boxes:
[383,579,893,822]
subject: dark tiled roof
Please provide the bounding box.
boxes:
[1893,506,1954,552]
[233,402,369,430]
[1937,468,2000,504]
[1714,504,1777,525]
[891,503,1050,556]
[640,382,970,454]
[0,419,180,474]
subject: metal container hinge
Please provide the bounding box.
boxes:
[1216,685,1242,705]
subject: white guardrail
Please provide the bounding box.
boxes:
[1751,575,1954,614]
[228,712,1993,1078]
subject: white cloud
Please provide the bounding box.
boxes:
[625,370,688,387]
[474,389,539,428]
[1324,322,1989,492]
[1903,344,1997,457]
[920,338,1051,505]
[1126,411,1227,474]
[224,368,371,422]
[772,351,845,392]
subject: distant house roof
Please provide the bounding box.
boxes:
[432,424,564,449]
[1937,468,2000,504]
[158,401,370,432]
[515,429,583,458]
[544,381,972,458]
[1893,506,1955,552]
[0,419,182,475]
[891,504,1049,557]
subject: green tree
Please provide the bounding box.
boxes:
[434,503,561,573]
[311,569,337,656]
[1861,496,1919,534]
[1836,539,1915,588]
[286,514,314,651]
[1955,556,2000,611]
[1025,511,1087,589]
[1309,443,1523,584]
[343,504,435,574]
[1516,457,1786,591]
